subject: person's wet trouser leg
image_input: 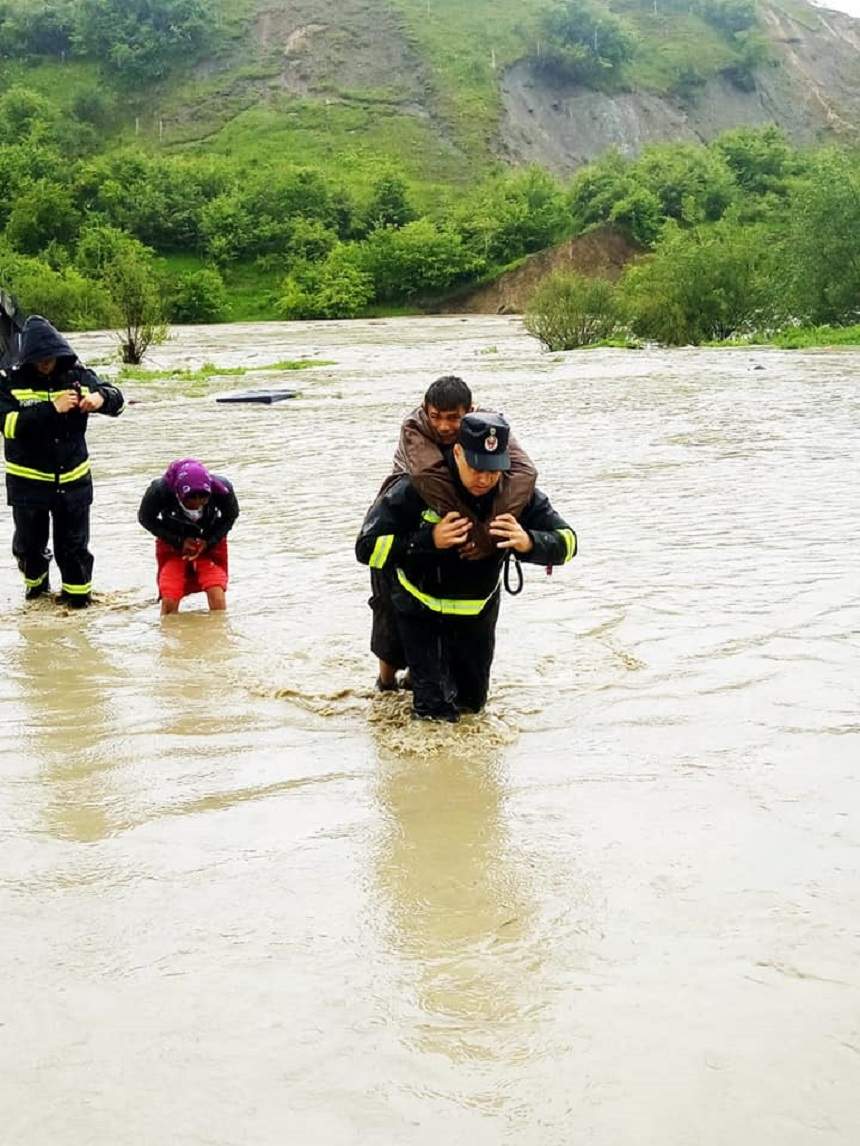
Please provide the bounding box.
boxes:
[395,608,459,721]
[53,497,94,606]
[369,569,407,670]
[450,593,499,713]
[12,506,52,598]
[395,593,500,721]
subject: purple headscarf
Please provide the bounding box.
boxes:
[163,458,228,502]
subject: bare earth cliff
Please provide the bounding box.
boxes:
[499,2,860,174]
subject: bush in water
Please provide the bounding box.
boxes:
[97,244,167,363]
[524,271,620,350]
[74,222,167,356]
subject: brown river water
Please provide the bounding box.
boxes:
[1,317,858,1144]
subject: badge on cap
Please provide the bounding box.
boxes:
[485,431,498,453]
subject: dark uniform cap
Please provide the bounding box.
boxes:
[458,412,511,472]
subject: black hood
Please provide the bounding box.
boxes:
[16,315,77,369]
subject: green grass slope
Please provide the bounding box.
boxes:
[0,0,817,190]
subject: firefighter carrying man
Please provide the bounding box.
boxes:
[0,315,124,606]
[369,374,538,692]
[356,411,577,722]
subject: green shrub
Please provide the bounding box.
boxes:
[78,232,169,361]
[284,218,339,266]
[781,151,860,326]
[168,268,229,324]
[278,248,374,320]
[0,0,74,58]
[75,223,146,280]
[0,244,114,329]
[608,186,663,247]
[524,271,620,350]
[449,167,569,264]
[360,219,483,301]
[364,171,417,231]
[621,217,775,344]
[72,0,217,82]
[538,0,637,84]
[5,180,80,254]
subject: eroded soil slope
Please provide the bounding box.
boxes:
[444,228,639,314]
[500,2,860,173]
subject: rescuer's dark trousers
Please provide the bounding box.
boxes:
[369,568,407,669]
[395,592,500,721]
[12,499,94,604]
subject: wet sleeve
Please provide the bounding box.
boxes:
[81,369,124,416]
[356,478,436,569]
[518,488,577,567]
[138,481,183,549]
[207,487,239,545]
[0,378,57,441]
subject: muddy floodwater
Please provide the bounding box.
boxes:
[1,317,858,1145]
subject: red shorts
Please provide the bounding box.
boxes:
[156,538,229,601]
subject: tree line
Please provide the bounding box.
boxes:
[0,82,572,329]
[0,0,216,82]
[527,127,860,347]
[0,77,857,345]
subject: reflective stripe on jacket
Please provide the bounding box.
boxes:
[0,364,124,506]
[356,475,576,618]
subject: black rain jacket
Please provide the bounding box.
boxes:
[0,316,124,507]
[138,476,239,552]
[356,469,576,618]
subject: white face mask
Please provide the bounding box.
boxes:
[180,503,204,522]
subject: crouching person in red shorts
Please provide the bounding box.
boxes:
[138,458,239,615]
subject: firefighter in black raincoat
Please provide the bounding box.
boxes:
[0,315,124,606]
[356,412,577,722]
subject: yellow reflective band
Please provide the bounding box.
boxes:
[4,458,91,484]
[5,461,54,482]
[4,411,19,439]
[10,387,92,401]
[421,509,442,524]
[396,567,498,617]
[10,389,52,402]
[557,528,576,563]
[61,582,92,595]
[369,533,394,569]
[23,572,48,589]
[59,460,91,484]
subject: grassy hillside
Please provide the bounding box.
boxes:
[387,0,545,158]
[616,4,738,91]
[0,0,821,191]
[0,0,855,329]
[153,0,766,177]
